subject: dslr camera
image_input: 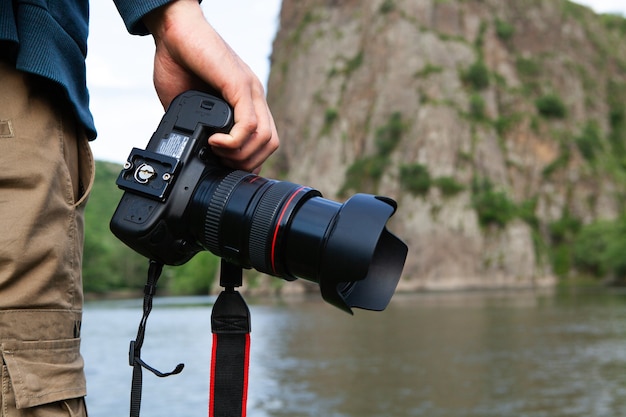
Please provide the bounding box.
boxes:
[110,91,407,313]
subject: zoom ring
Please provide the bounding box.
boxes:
[249,182,300,274]
[203,170,251,255]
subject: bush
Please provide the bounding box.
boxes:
[548,211,581,244]
[375,112,406,156]
[495,19,515,41]
[344,51,364,75]
[545,211,580,279]
[608,80,626,129]
[494,114,521,136]
[434,176,465,196]
[462,61,490,90]
[572,220,613,277]
[573,217,626,282]
[517,198,539,228]
[575,121,602,161]
[399,164,431,196]
[471,178,516,227]
[536,94,567,119]
[379,0,395,14]
[322,107,339,135]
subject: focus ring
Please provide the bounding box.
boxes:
[249,182,300,274]
[203,170,251,255]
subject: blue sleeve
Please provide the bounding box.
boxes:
[112,0,173,35]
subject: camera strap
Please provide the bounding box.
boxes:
[125,259,250,417]
[209,260,251,417]
[128,260,184,417]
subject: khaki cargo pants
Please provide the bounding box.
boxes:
[0,59,94,416]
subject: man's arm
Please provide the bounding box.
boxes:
[114,0,279,173]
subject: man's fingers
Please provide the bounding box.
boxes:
[208,92,278,172]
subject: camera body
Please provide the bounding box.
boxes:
[111,91,233,265]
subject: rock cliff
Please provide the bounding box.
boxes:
[265,0,626,290]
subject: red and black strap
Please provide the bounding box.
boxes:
[209,261,251,417]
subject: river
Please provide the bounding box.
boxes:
[82,287,626,417]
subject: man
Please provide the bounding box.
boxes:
[0,0,279,415]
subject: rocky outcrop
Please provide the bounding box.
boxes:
[265,0,626,290]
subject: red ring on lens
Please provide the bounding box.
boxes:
[270,186,306,274]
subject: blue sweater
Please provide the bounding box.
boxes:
[1,0,172,139]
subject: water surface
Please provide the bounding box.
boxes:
[82,288,626,417]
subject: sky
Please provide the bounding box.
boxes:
[86,0,626,164]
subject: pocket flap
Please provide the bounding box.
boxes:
[1,338,86,408]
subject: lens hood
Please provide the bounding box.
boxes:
[318,195,408,313]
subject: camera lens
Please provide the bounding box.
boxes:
[188,169,407,313]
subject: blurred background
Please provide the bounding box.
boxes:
[83,1,626,416]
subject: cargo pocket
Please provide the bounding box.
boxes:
[0,338,86,410]
[75,133,94,209]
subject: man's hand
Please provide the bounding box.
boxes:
[144,0,279,173]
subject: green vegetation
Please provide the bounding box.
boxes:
[280,0,626,287]
[328,50,365,79]
[516,198,540,229]
[469,94,487,120]
[547,210,582,277]
[562,0,590,21]
[379,0,395,14]
[514,56,543,95]
[573,217,626,280]
[344,50,364,75]
[83,161,219,295]
[608,80,626,162]
[322,107,339,135]
[399,163,431,196]
[541,208,626,283]
[375,112,405,154]
[494,113,523,136]
[542,143,571,178]
[601,13,626,35]
[495,19,515,41]
[516,56,541,79]
[543,206,626,284]
[340,112,407,196]
[470,178,540,230]
[341,155,388,194]
[433,176,465,196]
[471,178,517,228]
[474,21,488,50]
[398,164,465,198]
[575,121,602,162]
[290,11,317,45]
[462,60,490,90]
[535,94,567,119]
[83,161,145,293]
[414,63,444,78]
